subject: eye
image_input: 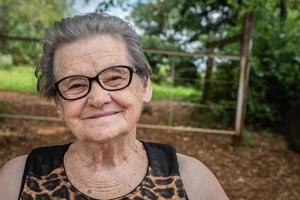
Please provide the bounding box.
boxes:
[105,75,123,82]
[98,66,130,88]
[68,83,88,90]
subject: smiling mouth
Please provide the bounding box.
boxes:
[83,111,122,119]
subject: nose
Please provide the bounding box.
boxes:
[87,81,112,108]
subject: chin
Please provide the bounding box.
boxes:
[72,124,132,143]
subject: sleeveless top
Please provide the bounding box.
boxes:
[18,142,189,200]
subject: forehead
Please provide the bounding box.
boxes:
[53,35,131,79]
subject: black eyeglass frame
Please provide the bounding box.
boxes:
[54,65,137,101]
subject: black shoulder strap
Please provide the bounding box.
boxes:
[143,142,190,200]
[18,143,71,199]
[18,152,33,200]
[143,142,179,176]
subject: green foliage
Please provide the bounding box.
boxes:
[0,54,13,66]
[0,0,67,65]
[114,0,300,130]
[130,1,201,87]
[153,62,172,85]
[203,1,300,130]
[243,0,300,129]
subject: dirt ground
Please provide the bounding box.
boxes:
[0,91,299,200]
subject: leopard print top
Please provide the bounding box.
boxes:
[19,142,189,200]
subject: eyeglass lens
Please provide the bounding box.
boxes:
[57,66,132,100]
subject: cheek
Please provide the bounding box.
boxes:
[113,86,144,118]
[128,88,144,119]
[61,101,85,120]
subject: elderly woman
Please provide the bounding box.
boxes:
[0,13,228,200]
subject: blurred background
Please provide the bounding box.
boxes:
[0,0,299,199]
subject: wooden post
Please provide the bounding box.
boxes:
[233,13,254,145]
[168,56,175,126]
[201,31,214,104]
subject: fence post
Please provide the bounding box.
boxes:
[233,12,254,145]
[168,56,175,126]
[201,31,214,104]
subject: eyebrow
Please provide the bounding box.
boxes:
[58,65,134,80]
[59,65,109,78]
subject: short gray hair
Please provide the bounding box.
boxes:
[36,13,151,100]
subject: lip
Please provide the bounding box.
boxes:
[82,111,122,119]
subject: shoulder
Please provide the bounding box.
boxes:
[177,153,229,200]
[0,155,28,200]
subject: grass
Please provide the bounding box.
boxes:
[0,65,37,93]
[152,83,199,101]
[0,66,199,101]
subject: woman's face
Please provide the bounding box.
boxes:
[53,35,152,142]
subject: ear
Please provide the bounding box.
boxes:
[54,96,64,120]
[142,78,152,103]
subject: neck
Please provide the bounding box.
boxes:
[63,129,148,199]
[66,129,143,170]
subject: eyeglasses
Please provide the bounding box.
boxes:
[54,65,137,100]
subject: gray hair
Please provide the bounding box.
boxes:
[36,13,151,100]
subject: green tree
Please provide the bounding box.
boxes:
[0,0,68,65]
[129,0,241,87]
[209,0,300,129]
[97,0,300,130]
[246,1,300,129]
